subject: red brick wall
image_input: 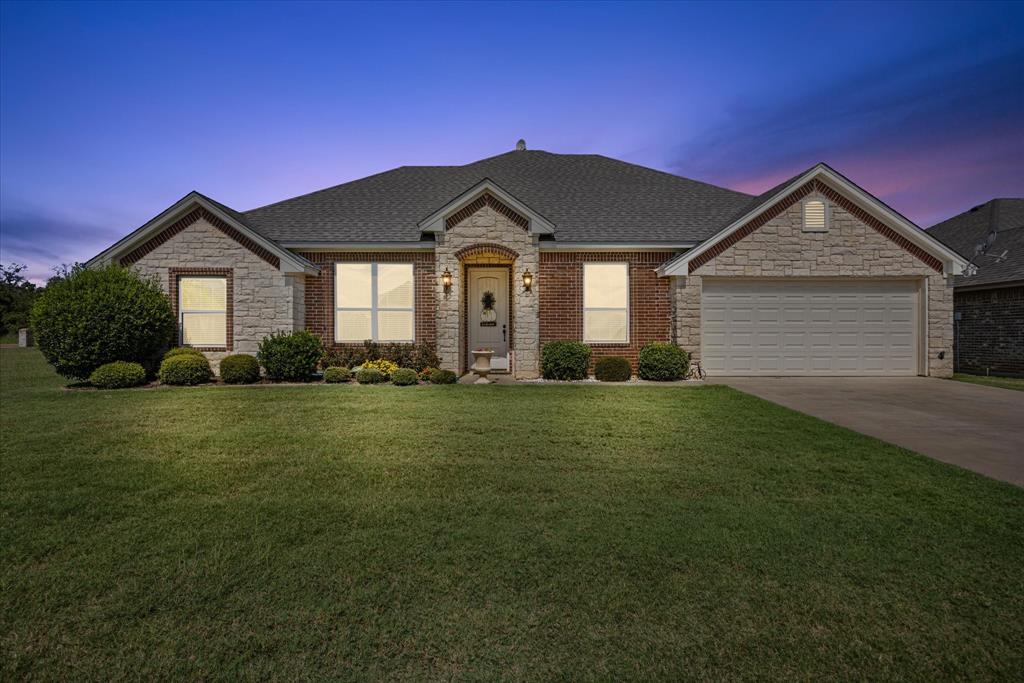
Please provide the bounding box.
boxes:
[296,252,436,347]
[539,252,675,369]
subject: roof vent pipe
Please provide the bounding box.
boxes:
[516,139,526,151]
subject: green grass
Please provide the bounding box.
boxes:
[953,372,1024,392]
[2,348,1022,680]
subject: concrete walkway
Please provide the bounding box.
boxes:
[713,376,1024,487]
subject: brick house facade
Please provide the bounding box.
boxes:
[89,152,967,380]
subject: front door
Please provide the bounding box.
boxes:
[468,268,510,370]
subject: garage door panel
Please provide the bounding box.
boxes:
[702,280,919,376]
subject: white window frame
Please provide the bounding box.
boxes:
[178,275,227,348]
[335,262,415,343]
[802,198,829,233]
[583,262,630,344]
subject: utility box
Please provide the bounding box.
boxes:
[18,328,33,347]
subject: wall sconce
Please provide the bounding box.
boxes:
[522,269,534,292]
[441,267,453,294]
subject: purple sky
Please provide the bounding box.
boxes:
[2,1,1022,282]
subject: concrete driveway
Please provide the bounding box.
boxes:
[713,376,1024,487]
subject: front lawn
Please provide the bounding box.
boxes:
[2,348,1022,680]
[953,372,1024,392]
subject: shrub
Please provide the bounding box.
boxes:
[159,354,213,385]
[89,361,147,389]
[419,367,439,383]
[323,366,349,383]
[361,358,398,378]
[163,346,205,361]
[30,265,175,379]
[355,367,385,384]
[219,354,260,384]
[594,356,632,382]
[429,369,458,384]
[322,341,439,372]
[392,368,419,386]
[258,330,322,381]
[637,343,689,381]
[541,341,591,380]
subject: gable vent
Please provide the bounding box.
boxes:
[803,199,827,232]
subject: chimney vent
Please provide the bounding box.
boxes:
[515,139,526,151]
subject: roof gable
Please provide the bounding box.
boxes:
[927,199,1024,287]
[86,192,318,275]
[659,164,969,277]
[417,178,554,235]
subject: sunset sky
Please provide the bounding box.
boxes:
[2,0,1022,282]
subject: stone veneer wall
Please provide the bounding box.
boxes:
[435,203,540,378]
[953,285,1024,377]
[539,252,674,370]
[131,216,305,366]
[674,192,954,377]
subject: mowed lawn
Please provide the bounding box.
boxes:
[953,373,1024,392]
[2,349,1022,681]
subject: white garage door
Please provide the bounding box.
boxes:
[702,279,919,376]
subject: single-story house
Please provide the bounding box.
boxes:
[927,198,1024,377]
[87,144,968,379]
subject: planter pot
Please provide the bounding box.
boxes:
[471,350,493,384]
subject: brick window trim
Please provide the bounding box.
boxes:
[689,178,944,274]
[462,263,514,374]
[123,207,280,269]
[169,268,234,352]
[296,252,436,348]
[539,252,674,370]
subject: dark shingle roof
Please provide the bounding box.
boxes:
[241,150,753,244]
[928,199,1024,287]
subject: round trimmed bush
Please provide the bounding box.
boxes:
[355,367,385,384]
[30,265,175,380]
[418,367,438,383]
[594,356,631,382]
[541,341,591,380]
[159,354,213,385]
[219,354,260,384]
[323,366,349,383]
[429,369,457,384]
[89,361,147,389]
[257,330,322,381]
[163,346,205,361]
[392,368,419,386]
[637,343,688,381]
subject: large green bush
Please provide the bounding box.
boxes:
[158,354,213,385]
[163,347,205,361]
[219,354,260,384]
[594,356,632,382]
[258,330,323,381]
[429,369,458,385]
[391,368,419,386]
[30,265,175,379]
[541,341,591,380]
[355,367,386,384]
[637,343,688,381]
[89,361,147,389]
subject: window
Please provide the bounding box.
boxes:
[179,276,227,347]
[802,199,827,232]
[335,263,414,342]
[583,263,629,343]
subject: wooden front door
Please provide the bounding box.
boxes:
[468,268,510,370]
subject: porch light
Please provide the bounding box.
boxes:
[522,269,534,292]
[441,267,453,294]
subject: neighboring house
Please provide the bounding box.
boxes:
[87,145,967,378]
[928,199,1024,377]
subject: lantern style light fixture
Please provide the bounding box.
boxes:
[522,269,534,292]
[441,267,453,294]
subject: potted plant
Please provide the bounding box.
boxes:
[471,347,493,384]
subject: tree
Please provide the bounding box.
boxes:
[0,263,38,337]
